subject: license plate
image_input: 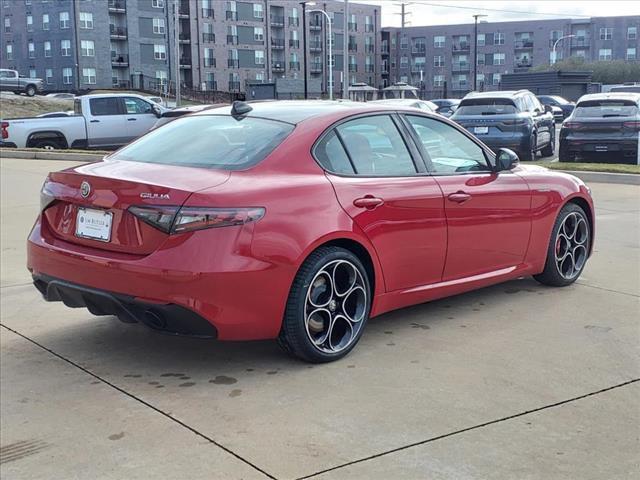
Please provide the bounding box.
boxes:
[474,126,489,134]
[595,145,608,152]
[75,207,112,242]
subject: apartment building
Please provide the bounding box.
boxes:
[382,15,640,96]
[0,0,381,94]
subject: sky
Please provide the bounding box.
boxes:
[350,0,640,28]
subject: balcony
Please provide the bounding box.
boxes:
[289,39,300,48]
[179,57,192,68]
[108,0,125,13]
[226,11,238,20]
[204,80,217,90]
[271,38,285,49]
[179,33,191,43]
[270,15,284,27]
[229,81,241,91]
[570,37,590,48]
[452,81,469,90]
[289,17,299,27]
[452,43,470,52]
[309,21,322,31]
[310,63,322,73]
[411,64,426,73]
[309,40,322,52]
[452,61,470,72]
[228,59,239,68]
[411,45,426,55]
[204,57,216,67]
[201,8,214,18]
[365,44,374,54]
[348,42,357,52]
[514,39,534,49]
[227,35,238,45]
[348,64,357,72]
[289,61,300,70]
[111,53,128,67]
[271,61,285,72]
[202,32,215,43]
[109,25,127,39]
[515,59,532,71]
[348,22,357,31]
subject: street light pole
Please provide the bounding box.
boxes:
[552,34,575,64]
[472,14,487,91]
[308,8,333,100]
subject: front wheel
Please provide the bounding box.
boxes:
[534,203,591,287]
[25,85,36,97]
[278,246,371,363]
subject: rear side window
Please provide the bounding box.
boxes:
[110,115,294,170]
[90,98,121,116]
[73,98,82,115]
[574,100,639,118]
[315,131,354,174]
[456,98,517,115]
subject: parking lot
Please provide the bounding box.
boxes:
[1,157,638,479]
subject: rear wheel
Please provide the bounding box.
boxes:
[541,130,555,157]
[25,85,36,97]
[520,133,536,161]
[33,139,62,150]
[278,246,371,363]
[558,145,575,162]
[534,203,590,287]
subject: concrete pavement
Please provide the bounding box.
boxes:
[1,158,638,479]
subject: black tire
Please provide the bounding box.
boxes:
[558,145,575,162]
[533,203,591,287]
[278,246,371,363]
[33,139,62,150]
[25,85,36,97]
[520,133,536,161]
[541,130,555,157]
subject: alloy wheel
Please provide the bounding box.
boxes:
[304,260,367,354]
[555,212,589,280]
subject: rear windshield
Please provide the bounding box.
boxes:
[574,100,639,118]
[109,115,294,170]
[455,98,517,115]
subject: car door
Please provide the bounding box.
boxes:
[86,97,128,148]
[315,113,447,291]
[122,97,158,141]
[402,114,531,281]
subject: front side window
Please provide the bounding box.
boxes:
[405,115,490,174]
[111,116,293,170]
[319,115,416,176]
[124,97,153,114]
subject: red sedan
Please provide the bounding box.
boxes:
[27,101,594,362]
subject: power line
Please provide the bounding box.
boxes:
[388,1,593,18]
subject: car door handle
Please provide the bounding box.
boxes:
[90,120,100,123]
[127,118,137,121]
[447,192,471,204]
[354,196,384,209]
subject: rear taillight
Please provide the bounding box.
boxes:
[1,121,8,139]
[129,206,265,234]
[622,121,640,131]
[40,181,56,211]
[563,122,583,130]
[504,119,527,126]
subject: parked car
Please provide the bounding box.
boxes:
[451,90,555,161]
[28,100,594,362]
[145,96,167,107]
[559,92,640,164]
[45,93,76,101]
[430,99,460,117]
[369,98,439,113]
[151,104,227,130]
[0,69,43,97]
[1,93,166,149]
[537,95,575,119]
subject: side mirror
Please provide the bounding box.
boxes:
[495,148,519,172]
[152,104,162,118]
[544,104,553,114]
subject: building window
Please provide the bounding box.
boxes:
[494,32,505,45]
[28,42,35,58]
[493,73,501,86]
[44,41,51,57]
[494,52,505,65]
[27,15,33,32]
[400,36,408,49]
[5,44,12,60]
[574,49,586,58]
[434,35,445,48]
[433,55,444,67]
[156,70,167,87]
[152,0,164,8]
[154,44,166,60]
[433,75,444,87]
[62,68,72,85]
[253,3,263,19]
[79,12,93,29]
[59,11,70,29]
[628,27,637,40]
[61,40,71,56]
[42,13,49,30]
[254,26,264,41]
[255,50,265,65]
[81,40,95,57]
[400,55,408,67]
[82,68,96,85]
[45,68,53,85]
[29,69,37,79]
[365,15,373,32]
[256,72,264,82]
[627,47,636,60]
[599,48,612,60]
[476,73,485,85]
[3,17,9,33]
[599,28,612,40]
[204,48,215,66]
[477,33,485,46]
[153,18,165,34]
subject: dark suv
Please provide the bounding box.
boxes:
[451,90,555,161]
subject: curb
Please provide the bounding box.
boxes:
[559,170,640,186]
[0,148,105,162]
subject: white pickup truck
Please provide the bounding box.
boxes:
[1,93,166,149]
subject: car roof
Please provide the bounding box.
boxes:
[77,93,149,99]
[577,92,640,103]
[464,90,531,99]
[191,100,410,124]
[369,99,429,105]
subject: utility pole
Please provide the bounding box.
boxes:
[343,0,348,99]
[472,14,487,91]
[174,0,181,106]
[300,2,308,99]
[393,3,410,85]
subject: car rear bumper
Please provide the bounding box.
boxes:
[474,133,528,153]
[0,141,17,148]
[561,138,639,163]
